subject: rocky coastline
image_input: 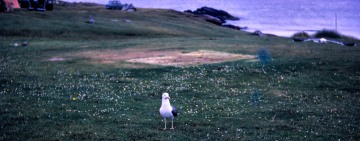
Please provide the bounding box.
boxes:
[185,7,247,31]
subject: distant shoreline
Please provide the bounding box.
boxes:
[61,1,360,39]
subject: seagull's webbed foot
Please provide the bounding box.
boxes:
[163,119,167,130]
[170,121,174,129]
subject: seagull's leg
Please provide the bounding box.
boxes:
[163,118,167,130]
[170,118,174,129]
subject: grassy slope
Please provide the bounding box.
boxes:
[1,2,360,140]
[0,3,244,38]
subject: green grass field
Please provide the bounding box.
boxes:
[1,2,360,140]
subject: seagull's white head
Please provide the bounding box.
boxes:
[162,92,170,100]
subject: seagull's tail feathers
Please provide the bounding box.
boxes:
[172,106,178,117]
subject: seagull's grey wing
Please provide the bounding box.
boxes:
[171,106,178,117]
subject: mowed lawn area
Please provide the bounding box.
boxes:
[1,2,360,140]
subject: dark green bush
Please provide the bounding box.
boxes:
[314,29,342,38]
[292,31,310,38]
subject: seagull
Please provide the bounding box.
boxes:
[159,92,178,130]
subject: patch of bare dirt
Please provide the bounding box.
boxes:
[127,50,256,66]
[50,48,257,67]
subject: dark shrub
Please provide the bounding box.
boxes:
[314,29,342,38]
[292,31,310,38]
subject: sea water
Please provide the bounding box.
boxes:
[67,0,360,38]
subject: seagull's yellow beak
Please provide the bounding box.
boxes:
[166,96,170,99]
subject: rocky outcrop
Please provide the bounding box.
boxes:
[201,14,223,25]
[122,3,136,12]
[186,7,239,23]
[292,38,356,46]
[222,24,248,30]
[251,30,263,36]
[185,7,244,30]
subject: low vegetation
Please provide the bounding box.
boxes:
[293,29,358,41]
[1,2,360,140]
[314,29,342,39]
[292,31,311,39]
